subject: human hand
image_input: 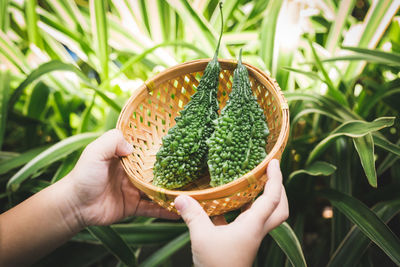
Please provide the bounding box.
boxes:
[174,159,288,267]
[65,129,178,227]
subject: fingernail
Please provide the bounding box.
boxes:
[271,159,279,167]
[268,159,279,170]
[174,195,189,212]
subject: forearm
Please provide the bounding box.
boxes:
[0,177,83,266]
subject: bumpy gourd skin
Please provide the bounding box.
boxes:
[152,58,220,189]
[207,53,269,187]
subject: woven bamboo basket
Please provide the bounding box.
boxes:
[117,59,289,216]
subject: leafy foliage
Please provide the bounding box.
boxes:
[1,0,400,266]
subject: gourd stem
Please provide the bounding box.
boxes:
[213,2,224,60]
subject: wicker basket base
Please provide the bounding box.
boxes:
[117,59,289,216]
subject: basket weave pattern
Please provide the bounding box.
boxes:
[117,59,289,216]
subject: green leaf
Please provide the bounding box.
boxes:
[87,226,137,267]
[353,133,377,187]
[27,81,50,119]
[269,222,307,267]
[330,138,352,252]
[320,189,400,266]
[322,54,400,66]
[51,152,80,183]
[291,108,343,127]
[165,0,227,58]
[0,0,9,31]
[259,0,283,72]
[0,145,50,175]
[373,134,400,158]
[34,242,108,267]
[0,31,30,73]
[0,70,10,149]
[7,132,100,192]
[282,67,322,81]
[343,0,398,81]
[139,232,190,267]
[90,0,109,81]
[25,0,43,48]
[284,91,358,121]
[342,46,400,65]
[328,199,400,267]
[73,223,187,245]
[8,61,122,113]
[289,161,337,181]
[377,138,400,175]
[309,41,347,106]
[101,41,209,89]
[307,117,395,165]
[325,0,356,52]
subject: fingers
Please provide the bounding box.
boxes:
[174,195,213,231]
[244,159,283,225]
[85,129,133,161]
[263,184,289,234]
[134,199,180,220]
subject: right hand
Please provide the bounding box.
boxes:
[174,159,288,267]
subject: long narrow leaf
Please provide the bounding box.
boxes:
[0,145,50,175]
[90,0,109,81]
[330,138,352,253]
[139,232,190,267]
[320,189,400,265]
[309,41,347,105]
[282,67,322,81]
[353,134,377,187]
[73,223,188,245]
[25,0,43,48]
[373,134,400,158]
[165,0,228,58]
[100,41,208,89]
[0,0,9,31]
[0,70,10,149]
[288,161,337,181]
[325,0,356,52]
[328,199,400,267]
[270,222,307,267]
[8,61,122,112]
[322,54,400,66]
[7,132,100,191]
[259,0,283,72]
[377,138,400,175]
[342,46,400,64]
[284,91,359,121]
[343,0,400,81]
[87,226,136,267]
[307,117,395,165]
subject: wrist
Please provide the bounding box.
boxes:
[49,176,86,233]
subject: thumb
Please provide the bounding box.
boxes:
[85,129,133,160]
[175,195,212,232]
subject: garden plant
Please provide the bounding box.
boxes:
[1,0,400,266]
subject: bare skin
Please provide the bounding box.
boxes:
[175,159,289,267]
[0,130,288,267]
[0,129,178,266]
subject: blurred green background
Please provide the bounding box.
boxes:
[1,0,400,266]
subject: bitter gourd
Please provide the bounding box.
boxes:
[153,3,224,189]
[207,50,269,187]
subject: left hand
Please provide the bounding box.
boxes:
[65,129,179,227]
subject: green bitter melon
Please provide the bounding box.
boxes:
[207,50,270,187]
[153,3,224,189]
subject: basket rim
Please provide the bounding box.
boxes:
[117,58,289,199]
